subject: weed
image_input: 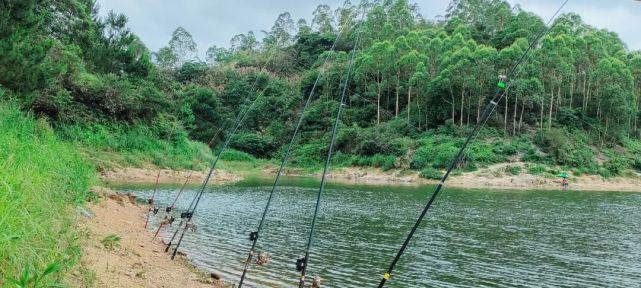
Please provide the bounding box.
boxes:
[101,234,121,250]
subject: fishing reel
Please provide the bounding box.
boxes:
[180,211,193,219]
[497,74,508,90]
[147,198,154,205]
[249,231,258,241]
[165,205,173,213]
[296,257,306,272]
[152,206,160,215]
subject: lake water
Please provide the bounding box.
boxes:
[114,176,641,287]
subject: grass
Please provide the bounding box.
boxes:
[0,104,96,286]
[57,123,214,171]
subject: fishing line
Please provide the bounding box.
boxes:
[236,1,353,286]
[296,7,367,288]
[376,1,569,287]
[144,169,162,228]
[162,46,283,252]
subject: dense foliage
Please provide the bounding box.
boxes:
[153,0,641,175]
[2,0,641,177]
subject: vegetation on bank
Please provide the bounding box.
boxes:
[0,104,95,285]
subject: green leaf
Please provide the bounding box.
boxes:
[42,262,61,277]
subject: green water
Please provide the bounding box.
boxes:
[115,176,641,287]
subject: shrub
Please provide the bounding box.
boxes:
[603,156,628,176]
[230,132,276,158]
[506,165,522,175]
[371,154,396,171]
[220,149,256,162]
[597,167,612,178]
[420,167,443,180]
[527,164,546,175]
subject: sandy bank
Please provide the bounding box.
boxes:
[100,167,241,185]
[271,163,641,192]
[100,163,640,192]
[73,187,223,288]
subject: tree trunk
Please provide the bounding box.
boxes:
[460,89,465,126]
[548,85,554,130]
[519,102,525,133]
[407,86,411,125]
[377,74,381,125]
[554,86,561,120]
[512,92,518,136]
[417,92,421,130]
[450,86,455,123]
[395,71,400,118]
[504,89,509,134]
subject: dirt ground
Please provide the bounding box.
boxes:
[303,163,641,192]
[73,187,223,288]
[100,167,241,185]
[101,164,641,192]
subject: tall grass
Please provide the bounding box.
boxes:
[57,123,214,170]
[0,104,96,285]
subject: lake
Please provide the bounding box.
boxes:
[113,176,641,287]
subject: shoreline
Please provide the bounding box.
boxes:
[99,167,242,185]
[74,187,223,288]
[100,163,641,192]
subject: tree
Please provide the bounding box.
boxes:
[312,4,334,34]
[169,26,198,67]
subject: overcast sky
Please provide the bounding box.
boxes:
[96,0,641,56]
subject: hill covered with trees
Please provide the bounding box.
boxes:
[150,0,641,178]
[2,0,641,176]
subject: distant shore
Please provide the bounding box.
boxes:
[100,163,641,192]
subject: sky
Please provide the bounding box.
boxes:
[96,0,641,56]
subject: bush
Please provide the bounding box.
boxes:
[603,156,628,176]
[527,164,547,175]
[506,165,522,175]
[420,167,443,180]
[219,149,257,162]
[411,135,460,169]
[371,154,396,171]
[597,167,612,178]
[57,123,213,170]
[230,132,276,158]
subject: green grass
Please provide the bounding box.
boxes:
[0,104,96,286]
[57,123,214,170]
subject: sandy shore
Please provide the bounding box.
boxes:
[274,163,641,192]
[72,187,223,288]
[101,164,640,192]
[100,167,242,185]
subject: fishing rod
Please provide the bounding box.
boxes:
[162,46,282,252]
[151,124,230,241]
[376,1,569,287]
[236,2,353,286]
[144,169,162,229]
[169,91,263,260]
[296,8,366,288]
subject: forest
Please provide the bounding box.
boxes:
[2,0,641,178]
[1,0,641,283]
